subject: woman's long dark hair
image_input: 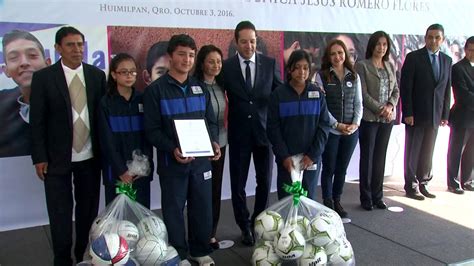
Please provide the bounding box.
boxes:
[194,45,224,87]
[320,39,357,83]
[365,31,391,61]
[107,53,137,96]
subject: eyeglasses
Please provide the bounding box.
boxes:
[115,70,137,76]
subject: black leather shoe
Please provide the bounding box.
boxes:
[361,202,373,211]
[334,200,348,218]
[241,228,254,246]
[210,241,220,250]
[323,198,334,209]
[463,183,474,191]
[373,200,387,209]
[419,185,436,198]
[448,187,464,194]
[406,191,425,200]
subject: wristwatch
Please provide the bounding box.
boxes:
[332,122,338,129]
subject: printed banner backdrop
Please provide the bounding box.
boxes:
[0,0,472,231]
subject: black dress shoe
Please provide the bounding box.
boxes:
[323,198,334,209]
[419,185,436,198]
[210,241,220,250]
[406,191,425,200]
[373,200,387,209]
[361,202,373,211]
[334,200,348,218]
[241,228,254,246]
[448,186,464,194]
[463,183,474,191]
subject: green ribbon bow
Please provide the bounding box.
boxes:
[283,181,307,206]
[116,181,137,201]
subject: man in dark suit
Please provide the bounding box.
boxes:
[400,24,452,200]
[446,36,474,194]
[30,26,106,266]
[221,21,282,246]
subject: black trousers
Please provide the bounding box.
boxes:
[159,170,212,259]
[404,125,438,193]
[229,141,273,231]
[358,120,393,204]
[211,146,226,238]
[447,127,474,188]
[44,158,101,266]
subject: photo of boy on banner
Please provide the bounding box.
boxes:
[0,29,51,157]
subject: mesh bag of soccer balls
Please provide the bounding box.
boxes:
[81,151,180,265]
[251,155,355,266]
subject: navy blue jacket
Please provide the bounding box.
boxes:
[400,47,452,127]
[222,53,282,146]
[143,73,218,176]
[98,89,154,185]
[267,82,330,163]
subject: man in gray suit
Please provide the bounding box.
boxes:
[400,24,452,200]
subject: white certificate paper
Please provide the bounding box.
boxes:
[173,119,214,157]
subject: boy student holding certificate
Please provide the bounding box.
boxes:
[143,34,220,266]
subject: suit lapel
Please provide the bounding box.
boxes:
[366,60,380,79]
[230,55,251,97]
[53,61,73,129]
[253,54,262,94]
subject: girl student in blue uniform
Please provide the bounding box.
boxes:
[98,53,154,208]
[267,50,330,200]
[315,39,363,218]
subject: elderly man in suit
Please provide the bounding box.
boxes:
[30,26,106,266]
[400,24,452,200]
[222,20,282,246]
[446,36,474,194]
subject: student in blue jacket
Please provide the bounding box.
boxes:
[267,50,330,200]
[98,53,154,208]
[143,34,220,266]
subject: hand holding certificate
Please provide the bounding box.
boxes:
[173,119,220,161]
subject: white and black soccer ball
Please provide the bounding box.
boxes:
[298,243,327,266]
[307,216,337,247]
[251,241,281,266]
[254,210,284,241]
[135,234,167,265]
[328,237,354,264]
[137,216,168,241]
[117,220,140,250]
[273,227,306,260]
[289,215,310,238]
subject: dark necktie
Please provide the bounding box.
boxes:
[244,60,252,91]
[431,54,440,81]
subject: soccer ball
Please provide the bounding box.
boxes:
[298,243,327,266]
[90,233,129,265]
[251,241,281,266]
[89,216,117,242]
[158,246,181,266]
[289,215,310,238]
[273,227,306,260]
[315,209,345,239]
[117,220,140,249]
[307,216,337,247]
[328,237,354,264]
[254,211,284,241]
[137,216,168,241]
[135,234,168,265]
